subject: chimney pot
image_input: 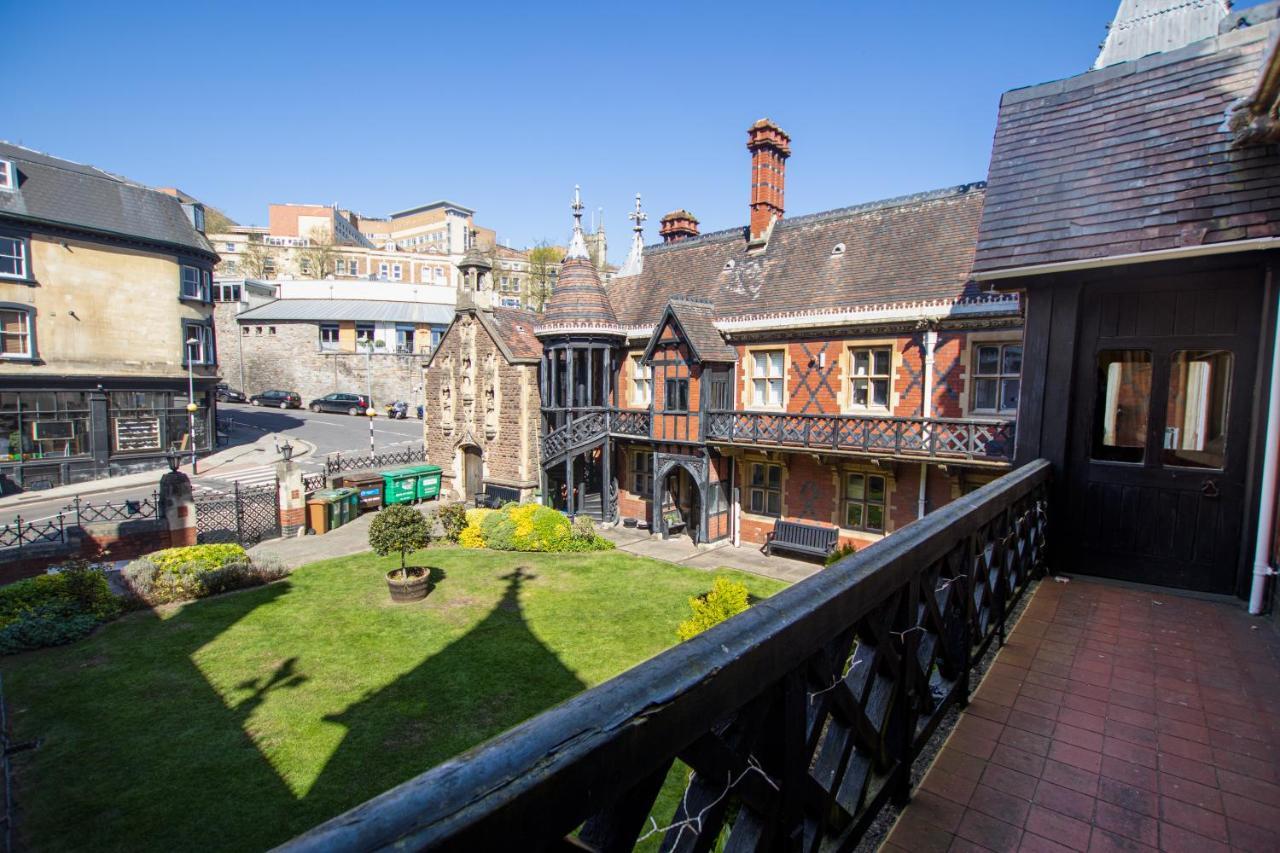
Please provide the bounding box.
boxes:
[746,118,791,243]
[659,210,700,244]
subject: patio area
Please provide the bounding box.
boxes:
[884,577,1280,853]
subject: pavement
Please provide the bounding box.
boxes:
[249,510,383,569]
[248,508,823,584]
[601,525,823,584]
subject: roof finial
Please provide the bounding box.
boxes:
[566,184,589,260]
[618,192,647,278]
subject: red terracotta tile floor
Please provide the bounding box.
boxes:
[883,577,1280,853]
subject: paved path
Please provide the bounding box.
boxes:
[601,525,822,584]
[883,577,1280,853]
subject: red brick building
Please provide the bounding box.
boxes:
[536,121,1023,549]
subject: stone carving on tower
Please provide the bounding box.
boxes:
[484,351,499,440]
[440,354,456,435]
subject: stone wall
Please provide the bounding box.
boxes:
[425,309,541,501]
[234,319,427,408]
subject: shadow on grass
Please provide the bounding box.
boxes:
[303,566,585,819]
[9,564,587,851]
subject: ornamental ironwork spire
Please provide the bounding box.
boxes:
[566,185,589,260]
[619,193,646,277]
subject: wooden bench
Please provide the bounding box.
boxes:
[764,520,839,559]
[474,484,521,509]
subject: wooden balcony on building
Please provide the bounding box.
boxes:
[707,410,1015,466]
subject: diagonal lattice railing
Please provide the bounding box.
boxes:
[278,460,1050,853]
[705,410,1016,463]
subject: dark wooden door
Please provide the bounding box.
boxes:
[464,446,483,499]
[1067,271,1263,593]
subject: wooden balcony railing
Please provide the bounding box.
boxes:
[542,408,652,462]
[280,460,1051,852]
[706,410,1015,464]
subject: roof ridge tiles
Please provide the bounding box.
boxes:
[631,182,987,264]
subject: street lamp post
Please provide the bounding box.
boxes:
[185,336,200,475]
[362,338,377,455]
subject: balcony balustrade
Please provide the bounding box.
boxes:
[281,460,1051,852]
[540,407,1014,466]
[707,410,1015,464]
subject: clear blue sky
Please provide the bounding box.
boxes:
[2,1,1230,261]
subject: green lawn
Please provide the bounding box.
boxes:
[2,547,785,852]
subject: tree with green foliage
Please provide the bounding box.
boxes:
[526,241,560,312]
[368,504,432,576]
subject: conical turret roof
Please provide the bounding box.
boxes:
[535,187,623,338]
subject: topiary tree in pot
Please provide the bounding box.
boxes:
[369,504,434,602]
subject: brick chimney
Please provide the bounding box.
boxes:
[659,210,700,243]
[746,118,791,243]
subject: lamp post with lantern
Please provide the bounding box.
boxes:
[185,335,200,475]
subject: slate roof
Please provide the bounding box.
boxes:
[648,299,738,362]
[0,142,217,259]
[607,184,989,329]
[236,298,455,325]
[974,19,1280,275]
[489,307,542,361]
[536,256,623,335]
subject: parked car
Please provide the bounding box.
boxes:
[249,390,302,409]
[215,383,247,403]
[308,393,371,415]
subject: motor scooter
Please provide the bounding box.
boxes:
[384,401,409,419]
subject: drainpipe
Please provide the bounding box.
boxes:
[919,326,938,520]
[1250,290,1280,615]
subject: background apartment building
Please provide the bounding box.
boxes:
[0,143,219,490]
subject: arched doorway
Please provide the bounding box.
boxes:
[462,445,483,500]
[654,452,707,544]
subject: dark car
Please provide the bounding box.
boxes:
[308,393,370,415]
[216,383,247,403]
[249,390,302,409]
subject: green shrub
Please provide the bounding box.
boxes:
[0,602,100,655]
[524,506,572,552]
[824,542,857,566]
[369,504,432,573]
[561,532,617,552]
[120,553,292,606]
[0,560,119,628]
[0,560,121,654]
[676,577,751,642]
[150,544,246,575]
[480,510,516,551]
[438,503,468,543]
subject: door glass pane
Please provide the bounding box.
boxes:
[1163,349,1231,470]
[1093,350,1152,464]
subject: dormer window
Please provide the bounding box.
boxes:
[0,159,12,191]
[832,243,846,256]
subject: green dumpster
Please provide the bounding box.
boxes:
[381,467,421,505]
[308,489,355,533]
[332,487,358,526]
[415,465,443,501]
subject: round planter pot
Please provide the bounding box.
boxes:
[386,567,431,603]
